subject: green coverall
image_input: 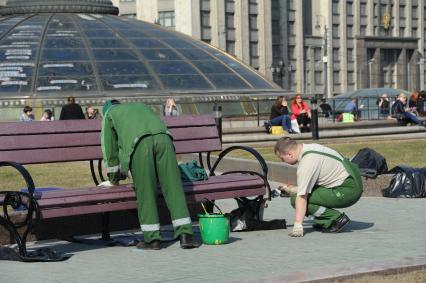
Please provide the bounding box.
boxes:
[101,103,193,243]
[291,151,363,229]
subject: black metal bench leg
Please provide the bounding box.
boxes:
[0,216,27,257]
[101,212,111,241]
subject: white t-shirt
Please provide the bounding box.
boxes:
[296,144,349,196]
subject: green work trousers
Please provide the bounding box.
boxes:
[131,134,193,243]
[291,176,363,228]
[291,153,363,229]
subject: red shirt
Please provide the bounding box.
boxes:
[291,102,310,120]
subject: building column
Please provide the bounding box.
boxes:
[235,0,249,64]
[257,0,272,80]
[353,0,361,91]
[280,0,289,90]
[408,51,420,90]
[393,0,400,37]
[355,39,368,89]
[326,0,333,97]
[175,0,201,38]
[396,49,408,90]
[418,0,425,90]
[406,0,412,37]
[295,0,305,94]
[370,48,381,88]
[137,0,158,23]
[307,47,315,95]
[366,0,374,36]
[210,0,226,50]
[340,0,348,93]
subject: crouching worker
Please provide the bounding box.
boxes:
[274,137,363,237]
[101,100,200,249]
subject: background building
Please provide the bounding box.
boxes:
[131,0,426,97]
[0,0,280,121]
[111,0,136,17]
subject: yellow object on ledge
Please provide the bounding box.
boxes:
[342,113,355,123]
[271,126,285,135]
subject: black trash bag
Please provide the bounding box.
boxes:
[228,199,286,232]
[382,166,426,198]
[0,246,71,262]
[351,148,388,178]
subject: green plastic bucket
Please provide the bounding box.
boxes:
[198,213,230,245]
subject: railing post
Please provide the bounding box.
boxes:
[310,97,319,140]
[213,104,223,143]
[256,98,260,127]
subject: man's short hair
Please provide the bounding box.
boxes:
[274,137,297,154]
[67,96,75,103]
[23,106,32,113]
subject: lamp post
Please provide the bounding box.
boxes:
[310,97,319,140]
[213,104,222,143]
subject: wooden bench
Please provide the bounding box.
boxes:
[0,114,270,257]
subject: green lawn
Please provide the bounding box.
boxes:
[224,140,426,169]
[1,140,424,192]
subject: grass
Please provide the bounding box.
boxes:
[223,139,426,169]
[1,140,424,192]
[0,162,99,192]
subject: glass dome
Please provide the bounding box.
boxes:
[0,3,279,100]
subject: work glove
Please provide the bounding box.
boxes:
[289,222,304,237]
[98,180,115,187]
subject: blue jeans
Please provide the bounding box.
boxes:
[270,115,292,131]
[404,112,422,125]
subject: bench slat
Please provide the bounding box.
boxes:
[174,139,222,154]
[0,120,101,136]
[0,146,102,164]
[39,187,265,218]
[0,132,100,151]
[40,186,265,219]
[168,126,219,141]
[162,115,216,128]
[35,175,263,205]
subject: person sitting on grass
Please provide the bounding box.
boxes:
[264,96,295,134]
[274,137,363,237]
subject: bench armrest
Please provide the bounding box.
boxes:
[0,161,36,196]
[208,146,271,199]
[0,161,40,256]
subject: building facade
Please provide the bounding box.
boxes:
[111,0,137,17]
[115,0,426,97]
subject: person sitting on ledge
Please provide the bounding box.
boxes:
[291,95,311,132]
[274,137,363,237]
[264,96,296,134]
[392,93,426,127]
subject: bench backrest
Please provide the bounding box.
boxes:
[0,114,221,165]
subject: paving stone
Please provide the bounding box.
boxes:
[0,197,424,283]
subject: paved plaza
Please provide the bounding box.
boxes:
[0,196,425,283]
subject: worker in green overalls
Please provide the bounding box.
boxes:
[101,100,200,249]
[274,137,363,237]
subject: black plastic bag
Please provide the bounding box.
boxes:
[351,148,388,178]
[382,166,426,198]
[0,246,71,262]
[229,199,286,232]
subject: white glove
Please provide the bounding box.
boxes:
[98,180,114,187]
[289,222,304,237]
